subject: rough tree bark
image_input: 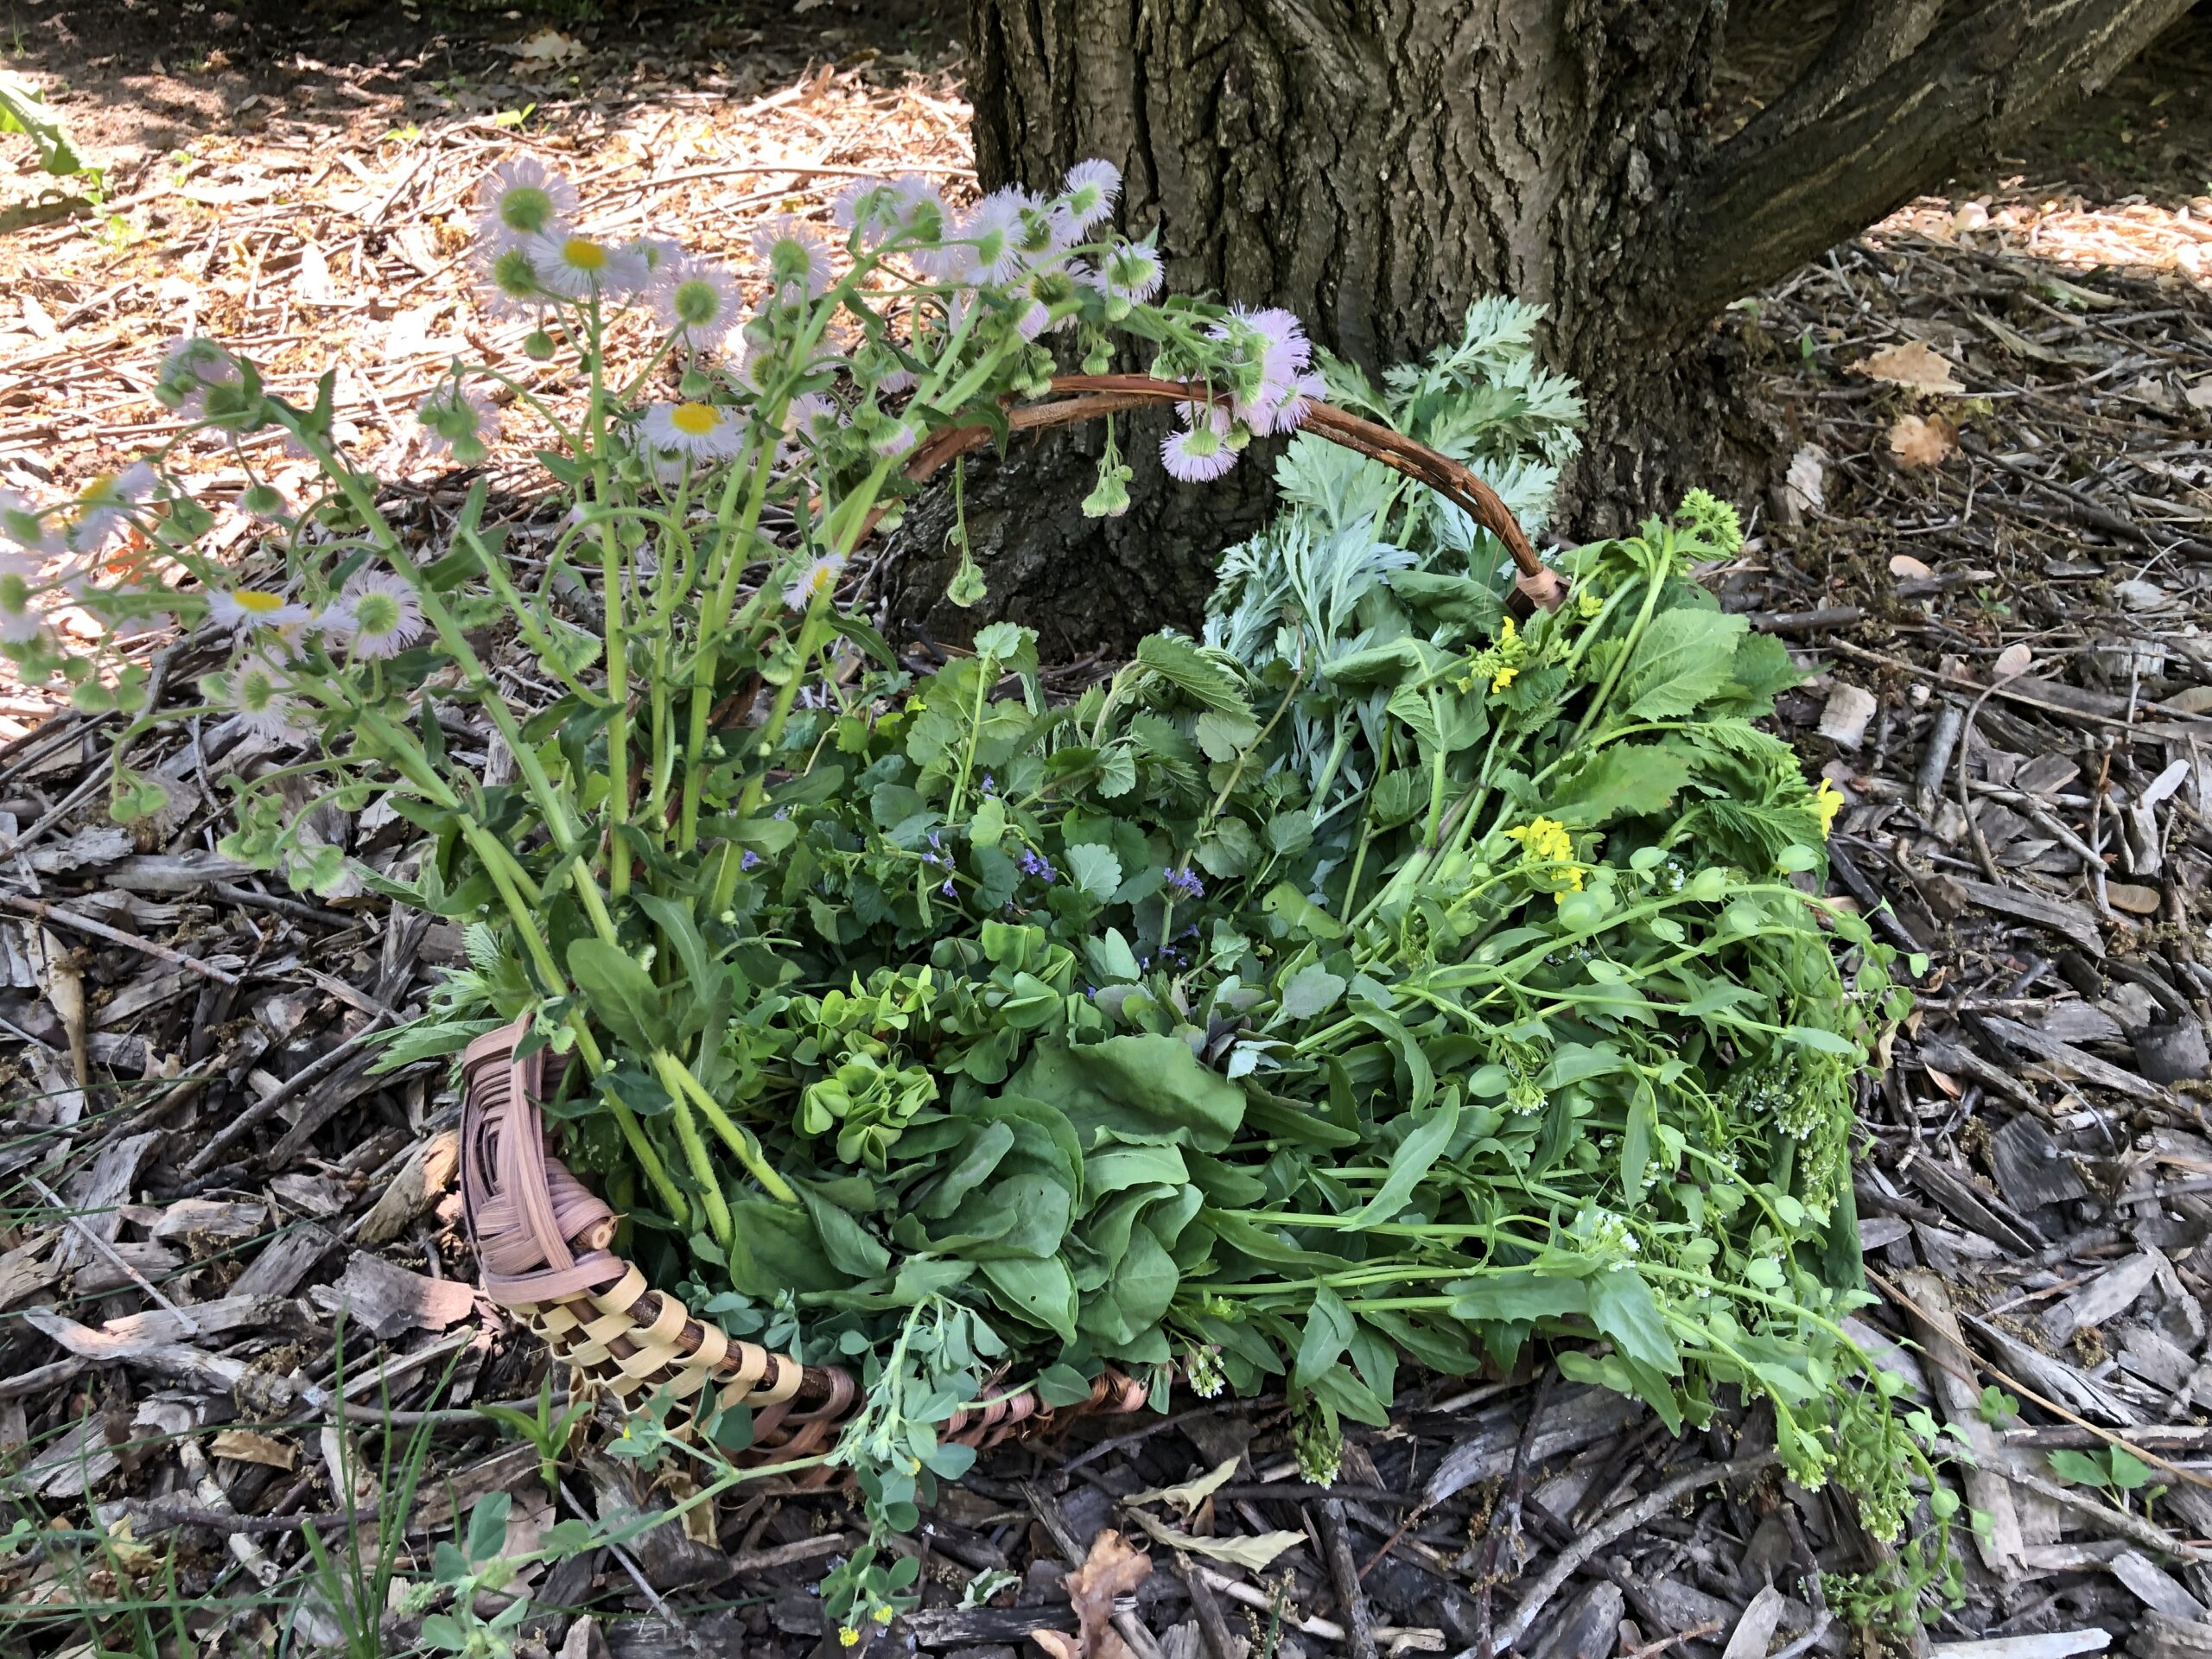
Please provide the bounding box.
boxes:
[886,0,2190,650]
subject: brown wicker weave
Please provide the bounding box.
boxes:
[460,385,1546,1465]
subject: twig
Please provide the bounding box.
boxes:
[1317,1499,1377,1659]
[1175,1551,1245,1659]
[181,1011,393,1178]
[1493,1452,1780,1652]
[0,892,241,987]
[23,1172,201,1334]
[1473,1367,1553,1657]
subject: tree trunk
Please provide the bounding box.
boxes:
[895,0,2190,650]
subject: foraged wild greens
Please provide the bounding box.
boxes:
[15,158,1948,1634]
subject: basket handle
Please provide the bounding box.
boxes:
[899,373,1567,616]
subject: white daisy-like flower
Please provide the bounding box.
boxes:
[626,236,685,291]
[640,400,745,462]
[0,574,45,645]
[526,231,650,302]
[783,389,840,442]
[480,242,546,319]
[830,176,905,249]
[68,464,156,552]
[652,257,743,343]
[868,417,919,460]
[1055,159,1122,238]
[417,385,500,460]
[781,551,846,612]
[334,571,428,660]
[750,215,835,307]
[1098,242,1163,305]
[158,336,242,414]
[211,660,308,742]
[0,490,60,562]
[209,587,313,632]
[957,188,1032,286]
[475,158,577,246]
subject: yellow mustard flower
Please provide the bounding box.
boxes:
[1491,664,1519,694]
[1504,817,1574,864]
[874,1605,896,1624]
[839,1628,862,1648]
[1815,778,1844,839]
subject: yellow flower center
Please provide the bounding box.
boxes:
[80,473,119,505]
[670,402,720,436]
[563,237,608,272]
[234,588,289,614]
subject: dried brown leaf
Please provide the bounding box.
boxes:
[1855,340,1963,395]
[1889,412,1957,468]
[1032,1530,1151,1659]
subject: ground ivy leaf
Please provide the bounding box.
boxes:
[1065,842,1123,901]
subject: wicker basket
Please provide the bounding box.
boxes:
[459,380,1552,1470]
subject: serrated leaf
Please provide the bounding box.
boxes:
[1549,744,1693,828]
[1194,709,1261,763]
[1618,609,1748,721]
[1135,632,1250,716]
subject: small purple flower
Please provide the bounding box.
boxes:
[741,849,761,871]
[1164,866,1205,901]
[940,877,957,898]
[982,774,997,796]
[1017,849,1057,883]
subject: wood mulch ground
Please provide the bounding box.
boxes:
[5,5,2212,1657]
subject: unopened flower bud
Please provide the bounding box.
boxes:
[524,329,556,360]
[678,365,712,400]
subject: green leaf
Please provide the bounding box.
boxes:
[464,1492,511,1566]
[1035,1363,1097,1408]
[1294,1287,1357,1389]
[1588,1269,1679,1376]
[1262,880,1346,941]
[2045,1449,2110,1489]
[1194,709,1262,763]
[1343,1097,1459,1226]
[1618,609,1748,721]
[1549,744,1694,828]
[1449,1271,1590,1324]
[798,1187,892,1279]
[1278,963,1347,1020]
[564,939,669,1053]
[981,1255,1078,1341]
[1014,1035,1246,1153]
[1135,633,1251,716]
[1065,842,1123,901]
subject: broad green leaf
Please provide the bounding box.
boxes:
[981,1255,1078,1341]
[1549,744,1694,828]
[1278,963,1347,1020]
[1588,1268,1679,1376]
[565,939,669,1053]
[1014,1035,1246,1152]
[1618,609,1748,721]
[1065,842,1123,901]
[1135,633,1250,716]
